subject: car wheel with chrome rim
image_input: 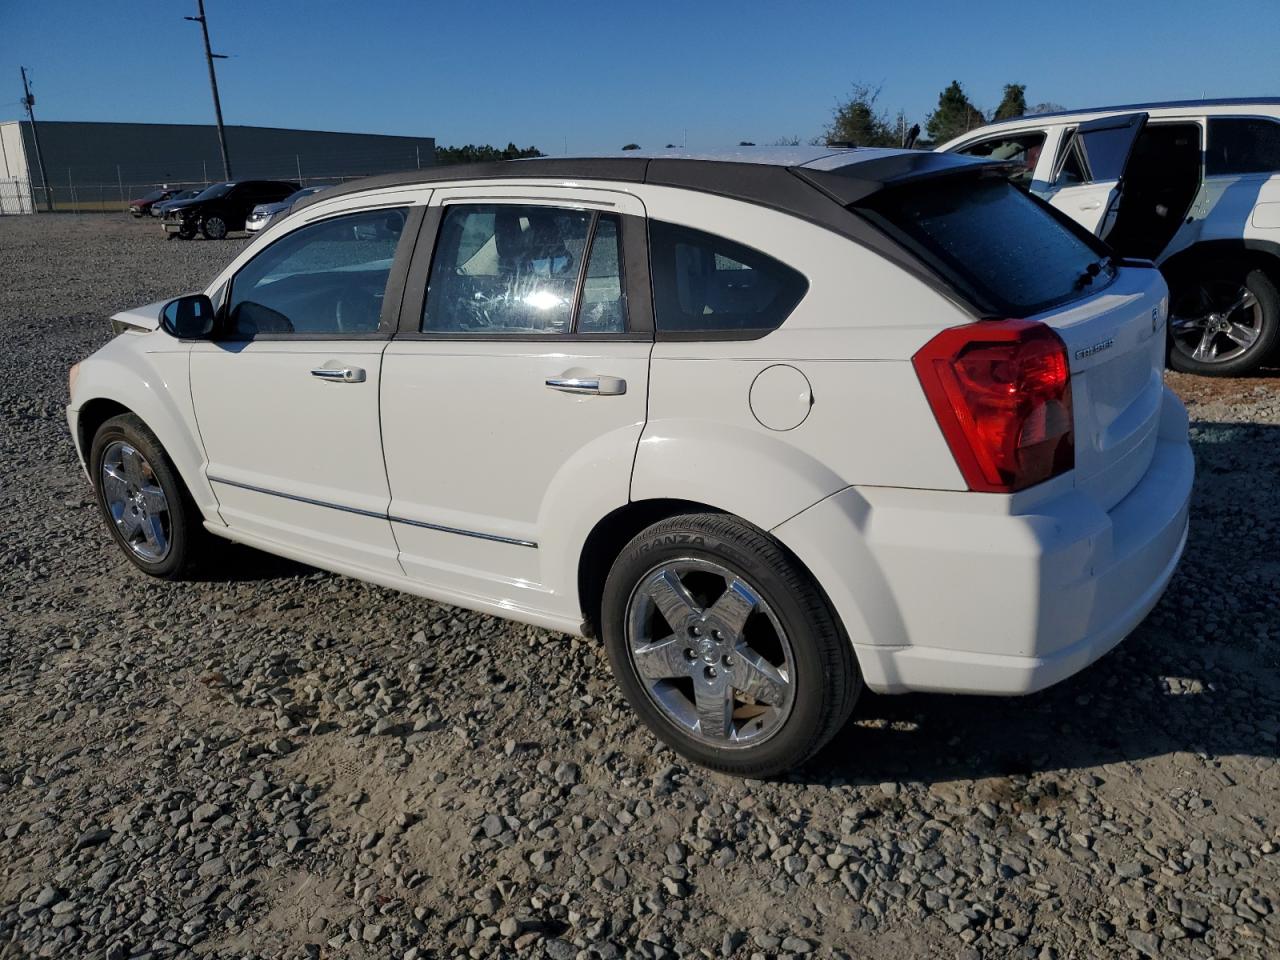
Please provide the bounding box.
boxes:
[1168,264,1280,376]
[602,513,859,777]
[90,413,209,579]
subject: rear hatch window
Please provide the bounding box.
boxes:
[855,176,1113,316]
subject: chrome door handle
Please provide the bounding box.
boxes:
[1079,201,1102,211]
[545,376,626,396]
[311,366,366,383]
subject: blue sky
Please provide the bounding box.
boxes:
[2,0,1277,151]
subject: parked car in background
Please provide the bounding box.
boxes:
[151,189,202,218]
[941,98,1280,375]
[245,184,330,234]
[162,180,298,240]
[127,187,177,218]
[67,149,1192,776]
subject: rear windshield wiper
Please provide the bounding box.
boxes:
[1075,255,1113,289]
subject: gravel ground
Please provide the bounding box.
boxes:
[1,215,1277,960]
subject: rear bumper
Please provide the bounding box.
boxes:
[773,385,1194,696]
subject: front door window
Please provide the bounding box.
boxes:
[959,131,1046,190]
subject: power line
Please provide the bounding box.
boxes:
[185,0,232,179]
[19,67,52,212]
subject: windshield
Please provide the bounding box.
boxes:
[140,189,168,202]
[194,182,234,201]
[856,175,1113,316]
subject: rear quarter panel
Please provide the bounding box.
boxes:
[630,186,968,530]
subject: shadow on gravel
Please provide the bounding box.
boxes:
[800,420,1280,787]
[190,542,315,583]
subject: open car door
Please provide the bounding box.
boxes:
[1047,112,1148,238]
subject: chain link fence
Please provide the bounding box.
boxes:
[1,146,433,215]
[1,178,35,214]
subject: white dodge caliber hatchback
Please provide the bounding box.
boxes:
[67,148,1194,777]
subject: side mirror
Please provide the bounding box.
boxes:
[161,294,216,339]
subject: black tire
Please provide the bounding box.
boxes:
[89,413,209,579]
[601,513,859,778]
[1167,262,1280,376]
[201,215,228,240]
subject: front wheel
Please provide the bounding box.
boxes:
[1168,264,1280,375]
[89,414,209,579]
[201,215,228,240]
[601,514,859,777]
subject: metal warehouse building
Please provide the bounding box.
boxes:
[0,120,436,213]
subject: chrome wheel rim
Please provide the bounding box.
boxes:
[1170,281,1263,364]
[100,441,171,562]
[625,558,795,748]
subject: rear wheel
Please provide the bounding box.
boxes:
[90,414,210,579]
[601,513,859,777]
[201,215,228,240]
[1168,263,1279,375]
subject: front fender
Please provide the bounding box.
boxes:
[69,332,218,523]
[630,419,846,531]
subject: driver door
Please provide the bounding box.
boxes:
[190,204,423,575]
[1044,112,1148,237]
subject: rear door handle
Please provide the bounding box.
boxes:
[1079,200,1102,211]
[311,366,366,383]
[545,375,626,396]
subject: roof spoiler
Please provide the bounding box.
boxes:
[793,153,1018,206]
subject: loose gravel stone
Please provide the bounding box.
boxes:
[0,214,1278,959]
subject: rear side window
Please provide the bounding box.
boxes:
[858,177,1109,315]
[1206,117,1280,175]
[649,221,807,337]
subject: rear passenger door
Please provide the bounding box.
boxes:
[1044,113,1148,237]
[380,187,652,621]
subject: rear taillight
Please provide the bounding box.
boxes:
[913,319,1073,493]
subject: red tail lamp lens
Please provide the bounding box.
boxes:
[913,320,1074,493]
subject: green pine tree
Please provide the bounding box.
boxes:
[993,84,1028,121]
[925,81,986,143]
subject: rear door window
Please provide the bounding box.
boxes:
[648,221,807,337]
[857,176,1111,315]
[1206,117,1280,175]
[422,204,628,335]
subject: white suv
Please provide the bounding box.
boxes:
[67,148,1193,776]
[941,98,1280,375]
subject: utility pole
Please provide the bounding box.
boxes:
[185,0,232,180]
[19,67,53,212]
